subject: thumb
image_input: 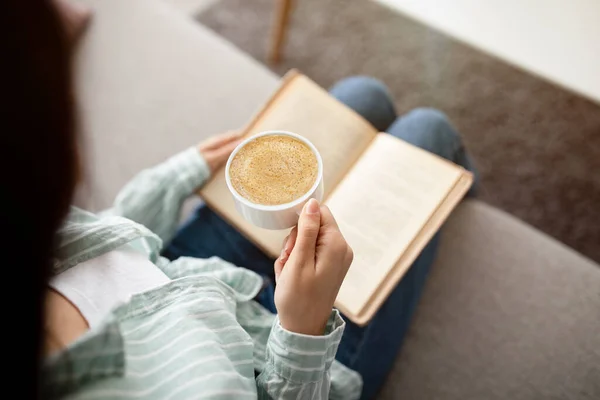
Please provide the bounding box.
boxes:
[291,199,321,264]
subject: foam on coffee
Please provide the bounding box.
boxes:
[229,135,318,205]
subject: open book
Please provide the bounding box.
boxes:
[200,71,473,325]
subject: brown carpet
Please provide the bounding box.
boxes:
[198,0,600,263]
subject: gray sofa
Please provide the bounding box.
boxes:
[75,0,600,398]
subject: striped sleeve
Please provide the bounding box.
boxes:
[110,148,210,245]
[256,310,360,400]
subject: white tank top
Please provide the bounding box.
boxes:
[50,248,170,328]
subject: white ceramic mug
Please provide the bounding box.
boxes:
[225,130,324,230]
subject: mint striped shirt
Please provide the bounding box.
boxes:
[44,148,362,399]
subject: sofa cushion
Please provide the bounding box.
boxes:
[74,0,278,209]
[380,199,600,400]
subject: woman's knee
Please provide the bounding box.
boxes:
[390,107,460,159]
[329,76,396,131]
[330,76,389,98]
[403,107,453,132]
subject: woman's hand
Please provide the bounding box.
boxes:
[197,131,243,174]
[274,199,353,336]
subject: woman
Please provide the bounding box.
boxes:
[6,1,477,399]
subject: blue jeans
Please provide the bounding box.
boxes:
[163,77,478,400]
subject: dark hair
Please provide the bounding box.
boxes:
[0,0,78,397]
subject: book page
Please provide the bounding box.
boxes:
[246,75,377,194]
[200,72,378,257]
[326,134,465,318]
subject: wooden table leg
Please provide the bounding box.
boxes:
[269,0,294,64]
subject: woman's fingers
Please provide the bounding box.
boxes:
[201,137,243,173]
[274,203,353,336]
[211,138,242,161]
[198,131,242,151]
[274,227,298,282]
[319,205,340,231]
[284,227,298,255]
[274,257,284,283]
[290,199,321,265]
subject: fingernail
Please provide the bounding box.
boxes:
[280,248,287,260]
[304,198,320,215]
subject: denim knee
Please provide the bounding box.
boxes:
[331,76,391,99]
[394,107,479,195]
[329,76,396,131]
[403,108,456,135]
[387,107,461,163]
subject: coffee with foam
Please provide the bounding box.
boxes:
[229,135,318,205]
